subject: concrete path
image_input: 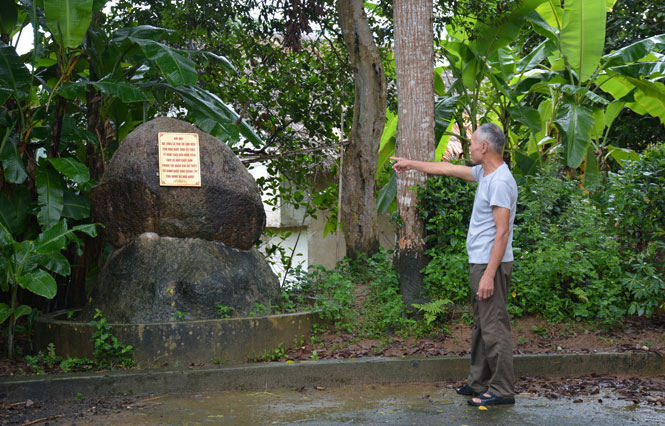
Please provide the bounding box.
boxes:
[57,383,664,425]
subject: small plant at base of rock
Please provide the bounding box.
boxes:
[174,310,190,321]
[24,343,93,373]
[251,303,270,317]
[310,350,319,360]
[215,304,233,319]
[90,309,135,369]
[260,343,287,362]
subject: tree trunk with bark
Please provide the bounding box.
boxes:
[393,0,435,303]
[337,0,386,258]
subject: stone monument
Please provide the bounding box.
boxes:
[82,117,280,323]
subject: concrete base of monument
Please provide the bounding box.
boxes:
[33,310,322,366]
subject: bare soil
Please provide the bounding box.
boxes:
[282,314,665,361]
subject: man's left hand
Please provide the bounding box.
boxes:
[477,274,494,300]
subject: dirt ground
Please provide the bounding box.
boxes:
[281,314,665,361]
[1,314,664,425]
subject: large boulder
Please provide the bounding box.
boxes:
[81,233,281,323]
[91,117,265,250]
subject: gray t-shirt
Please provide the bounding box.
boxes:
[466,163,517,264]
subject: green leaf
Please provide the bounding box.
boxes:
[535,1,563,30]
[58,81,151,103]
[525,10,558,43]
[92,81,151,103]
[17,269,57,299]
[609,61,665,79]
[48,157,90,184]
[625,78,665,124]
[44,0,94,49]
[582,145,601,188]
[62,189,90,220]
[0,192,19,234]
[377,112,397,181]
[472,0,549,56]
[560,0,606,82]
[35,219,69,254]
[490,47,516,80]
[172,85,262,147]
[36,167,64,229]
[376,171,397,215]
[0,43,31,101]
[14,304,32,321]
[0,0,18,34]
[607,145,639,166]
[129,37,197,87]
[514,150,541,176]
[0,134,28,184]
[434,67,446,96]
[0,87,11,104]
[590,107,605,140]
[516,40,551,74]
[32,252,71,276]
[0,221,14,248]
[111,25,173,44]
[434,95,458,146]
[488,73,541,135]
[0,303,11,324]
[554,102,594,168]
[11,186,31,236]
[12,240,34,274]
[595,73,634,99]
[604,101,625,127]
[603,34,665,67]
[71,223,97,237]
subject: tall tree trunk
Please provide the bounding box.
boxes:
[337,0,386,258]
[393,0,435,303]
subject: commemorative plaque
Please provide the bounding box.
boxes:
[158,132,201,186]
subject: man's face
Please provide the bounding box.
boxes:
[469,131,484,165]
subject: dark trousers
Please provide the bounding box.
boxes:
[467,262,515,397]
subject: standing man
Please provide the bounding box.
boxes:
[391,123,517,406]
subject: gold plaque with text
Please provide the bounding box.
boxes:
[158,132,201,187]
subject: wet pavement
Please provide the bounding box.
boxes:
[56,383,665,425]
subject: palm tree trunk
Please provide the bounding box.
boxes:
[393,0,435,303]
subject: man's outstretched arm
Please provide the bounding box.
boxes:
[390,157,474,181]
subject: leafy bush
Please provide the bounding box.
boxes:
[416,158,665,327]
[286,249,412,337]
[354,250,415,337]
[417,174,475,305]
[291,263,357,332]
[606,145,665,258]
[510,167,627,325]
[90,309,135,369]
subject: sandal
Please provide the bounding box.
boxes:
[467,391,515,406]
[455,384,482,397]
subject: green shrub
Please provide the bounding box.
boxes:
[355,250,415,337]
[90,309,135,369]
[511,167,626,325]
[606,144,665,261]
[292,263,357,332]
[286,249,412,337]
[417,174,475,304]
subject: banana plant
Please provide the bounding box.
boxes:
[0,219,96,359]
[440,0,663,184]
